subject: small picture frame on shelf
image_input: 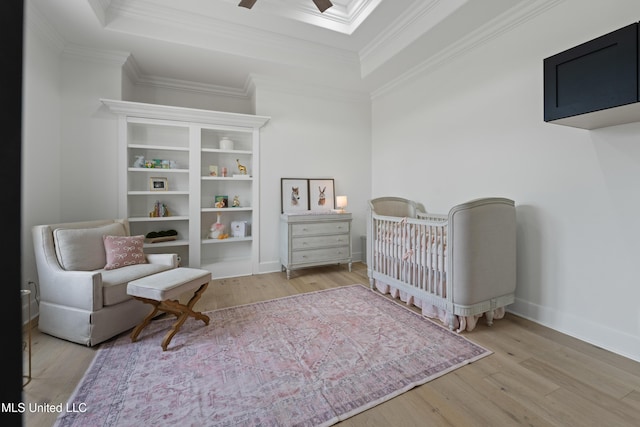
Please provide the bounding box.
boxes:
[214,195,228,208]
[209,165,218,176]
[149,177,168,191]
[309,178,335,211]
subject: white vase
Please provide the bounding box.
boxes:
[220,137,234,150]
[209,213,225,239]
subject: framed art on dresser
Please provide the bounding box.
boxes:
[309,178,334,211]
[281,178,309,213]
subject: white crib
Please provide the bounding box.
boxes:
[367,197,516,331]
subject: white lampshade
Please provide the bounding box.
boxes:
[336,195,348,212]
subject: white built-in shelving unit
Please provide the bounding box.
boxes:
[102,99,270,278]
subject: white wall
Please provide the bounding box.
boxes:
[22,2,128,302]
[371,0,640,361]
[253,80,372,271]
[130,83,253,114]
[21,5,63,305]
[59,56,124,221]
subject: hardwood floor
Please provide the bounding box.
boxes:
[22,262,640,426]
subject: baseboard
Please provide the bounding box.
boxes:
[509,297,640,363]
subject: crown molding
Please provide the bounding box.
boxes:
[123,55,250,99]
[360,0,467,78]
[122,53,142,83]
[136,75,250,99]
[101,98,270,128]
[103,0,359,70]
[87,0,112,27]
[219,0,382,35]
[371,0,564,99]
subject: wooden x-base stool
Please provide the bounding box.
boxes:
[127,268,211,351]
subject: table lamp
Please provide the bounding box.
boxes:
[335,195,348,213]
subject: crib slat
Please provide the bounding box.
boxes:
[371,213,448,305]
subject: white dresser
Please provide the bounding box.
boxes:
[280,212,352,279]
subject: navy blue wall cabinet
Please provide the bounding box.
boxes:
[544,23,640,129]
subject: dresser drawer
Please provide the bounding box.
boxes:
[291,246,350,264]
[291,221,350,236]
[292,234,349,250]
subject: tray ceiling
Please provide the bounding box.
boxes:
[27,0,551,96]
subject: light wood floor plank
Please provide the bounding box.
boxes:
[544,386,633,427]
[22,263,640,427]
[508,315,640,376]
[484,370,564,425]
[623,389,640,411]
[522,357,640,426]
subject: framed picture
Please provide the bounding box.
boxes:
[209,165,218,176]
[215,195,228,208]
[309,179,335,211]
[149,177,168,191]
[281,178,309,213]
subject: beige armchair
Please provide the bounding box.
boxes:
[32,219,178,346]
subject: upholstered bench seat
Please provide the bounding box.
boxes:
[127,267,212,351]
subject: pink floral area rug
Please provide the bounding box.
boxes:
[55,284,491,427]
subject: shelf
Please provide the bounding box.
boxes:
[202,236,253,244]
[128,167,189,173]
[202,207,252,213]
[128,190,190,195]
[128,216,189,222]
[201,176,252,181]
[128,144,189,151]
[143,238,189,248]
[202,148,252,154]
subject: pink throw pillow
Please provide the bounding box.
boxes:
[103,235,147,270]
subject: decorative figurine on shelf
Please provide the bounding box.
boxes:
[208,213,228,239]
[133,155,145,168]
[232,195,240,207]
[149,200,170,217]
[214,195,228,208]
[236,159,247,175]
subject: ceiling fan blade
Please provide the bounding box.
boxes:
[312,0,333,13]
[239,0,332,13]
[238,0,258,9]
